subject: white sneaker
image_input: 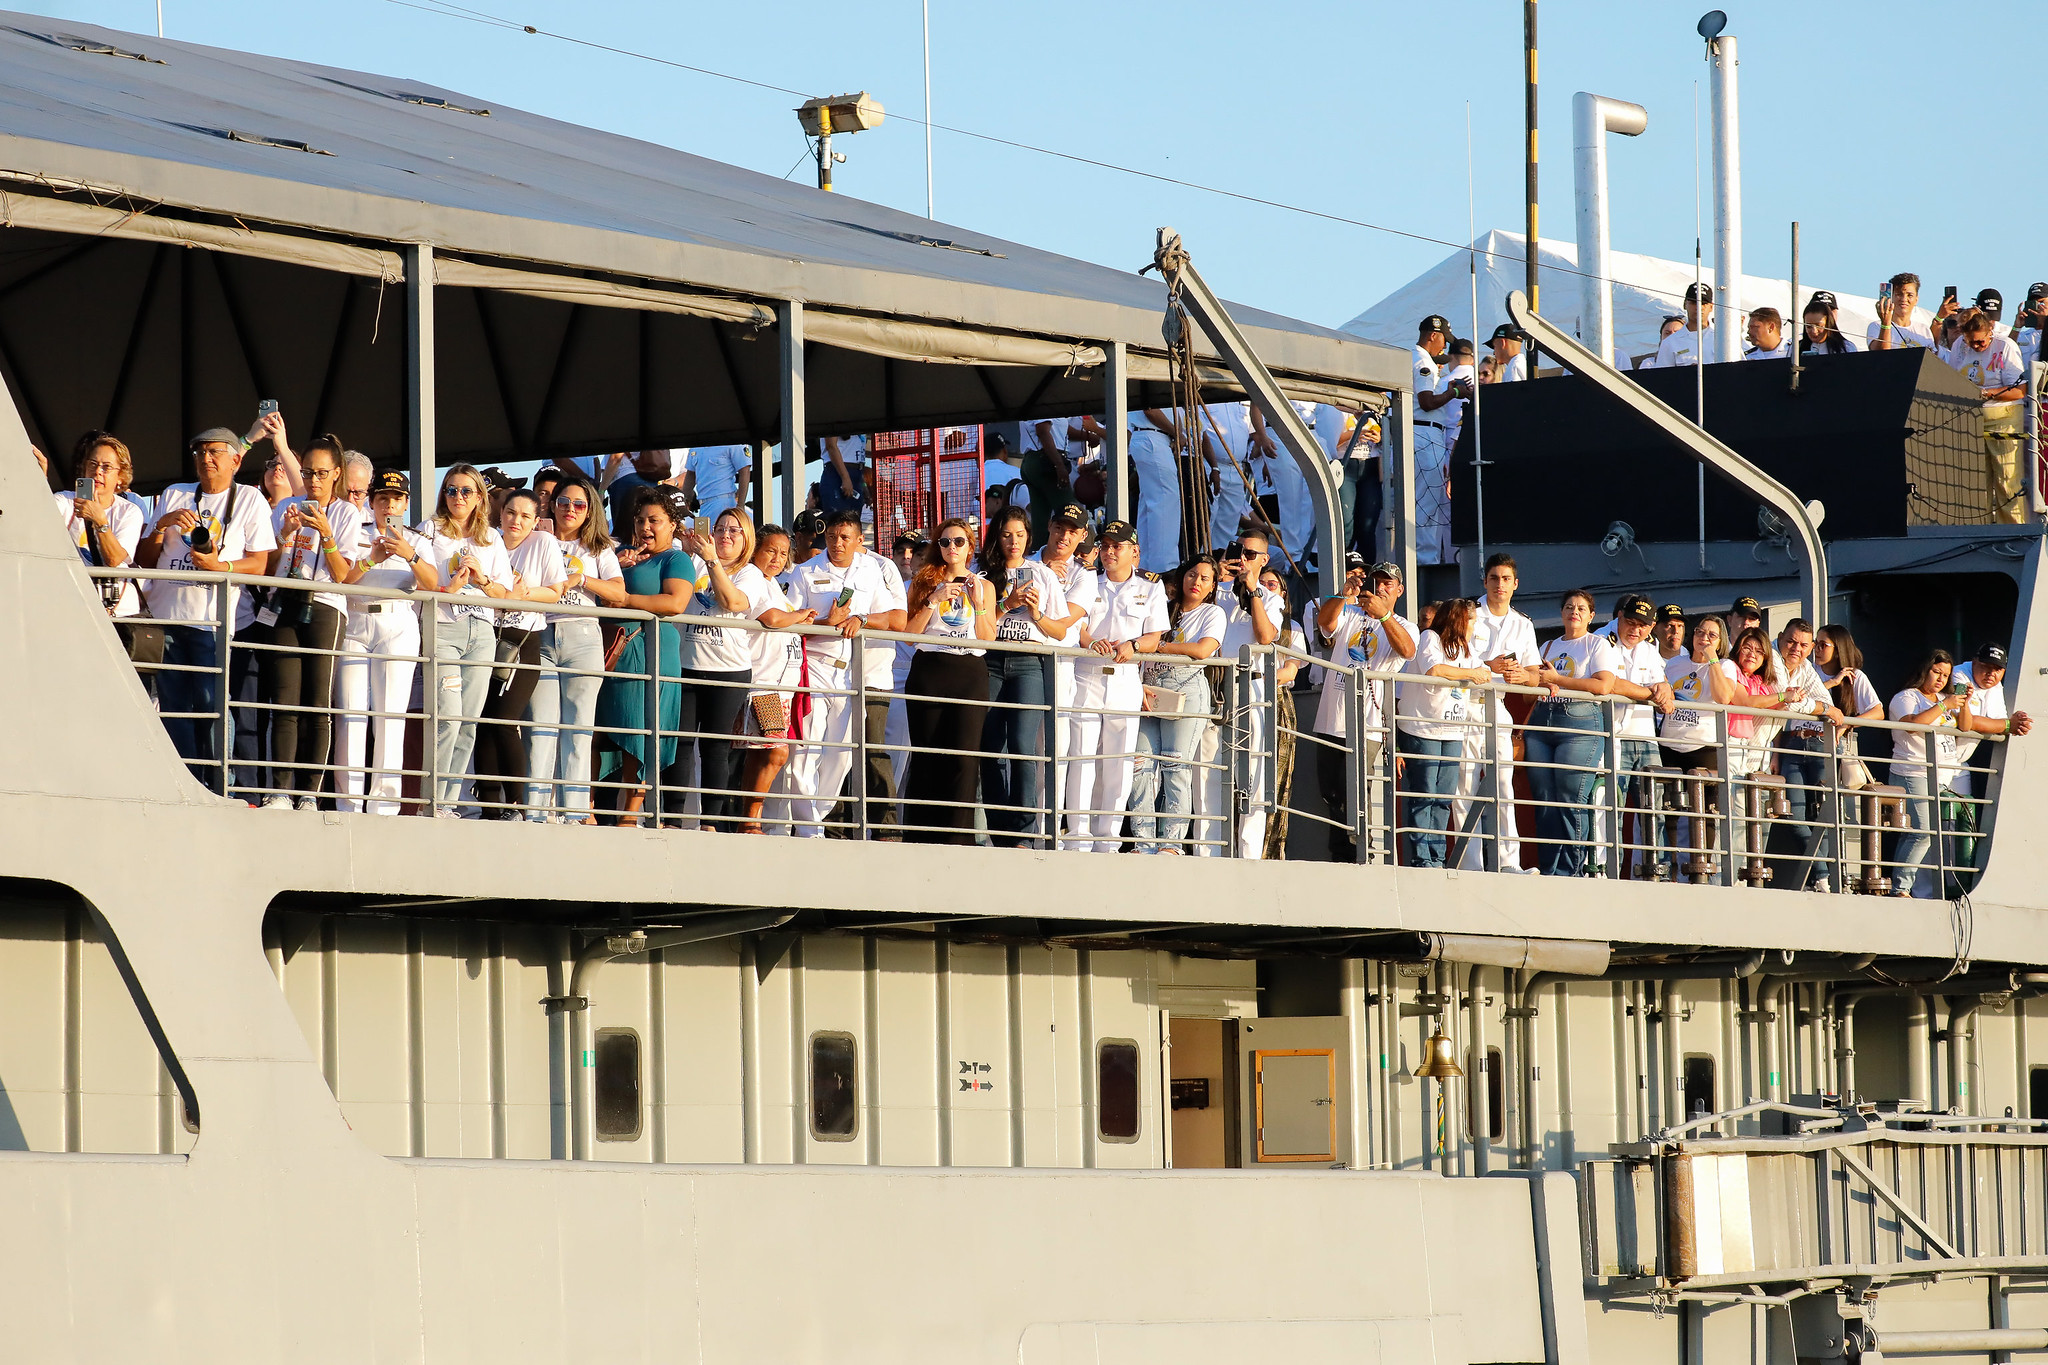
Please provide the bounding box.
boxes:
[261,795,293,810]
[296,797,318,813]
[1811,875,1832,893]
[431,807,464,820]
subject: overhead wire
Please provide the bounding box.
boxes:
[383,0,1746,316]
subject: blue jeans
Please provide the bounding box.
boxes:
[1525,699,1604,876]
[1774,733,1830,889]
[527,618,606,817]
[1398,730,1460,867]
[1892,765,1934,897]
[433,614,496,808]
[982,650,1049,846]
[159,625,222,789]
[1129,668,1211,851]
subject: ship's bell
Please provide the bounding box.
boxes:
[1414,1030,1464,1079]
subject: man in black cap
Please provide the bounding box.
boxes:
[1410,315,1462,565]
[1487,323,1529,383]
[1649,283,1716,369]
[2016,283,2048,369]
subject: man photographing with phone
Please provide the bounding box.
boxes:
[1869,273,1936,351]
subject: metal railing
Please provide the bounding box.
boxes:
[81,565,2010,891]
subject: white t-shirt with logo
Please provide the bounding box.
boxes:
[54,492,143,617]
[1662,655,1738,751]
[499,530,568,634]
[1312,604,1417,737]
[1541,633,1620,687]
[1945,335,2025,391]
[549,539,623,623]
[268,496,367,618]
[1868,320,1938,351]
[1397,630,1480,741]
[345,525,433,620]
[1610,637,1669,739]
[989,559,1070,648]
[680,558,766,674]
[915,576,988,657]
[1888,687,1964,787]
[144,481,279,625]
[415,523,515,628]
[745,571,804,697]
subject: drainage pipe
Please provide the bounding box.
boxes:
[1469,963,1489,1173]
[558,909,796,1160]
[1518,951,1764,1166]
[1757,957,1877,1102]
[1948,995,1984,1114]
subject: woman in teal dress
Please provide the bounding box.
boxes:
[596,486,705,824]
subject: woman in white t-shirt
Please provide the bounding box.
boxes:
[475,490,567,818]
[259,442,367,809]
[1525,589,1619,876]
[901,517,999,844]
[1887,651,1972,897]
[977,505,1078,847]
[54,434,144,619]
[526,473,625,823]
[1396,598,1491,868]
[671,507,761,830]
[734,525,819,835]
[419,464,516,812]
[1131,555,1225,854]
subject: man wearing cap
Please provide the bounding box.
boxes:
[1944,310,2028,522]
[1947,644,2034,887]
[1744,307,1789,360]
[1066,520,1167,852]
[1311,557,1416,861]
[1455,552,1542,871]
[1410,315,1461,566]
[135,425,281,784]
[1869,273,1936,351]
[1031,503,1103,844]
[1724,596,1785,686]
[1488,324,1529,383]
[1654,603,1688,663]
[336,470,437,815]
[1766,618,1848,892]
[2014,284,2048,369]
[1649,284,1718,369]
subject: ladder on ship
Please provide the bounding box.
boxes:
[1582,1099,2048,1358]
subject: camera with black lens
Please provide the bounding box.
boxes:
[185,517,215,556]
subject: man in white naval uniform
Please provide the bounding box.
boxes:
[1647,283,1718,368]
[1029,503,1101,847]
[1129,406,1183,574]
[1203,401,1255,552]
[1743,307,1790,360]
[1065,520,1167,851]
[1455,552,1541,871]
[1410,315,1461,565]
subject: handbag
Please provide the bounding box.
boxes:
[751,692,790,736]
[604,623,641,672]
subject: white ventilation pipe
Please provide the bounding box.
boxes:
[1572,93,1648,365]
[1708,35,1742,362]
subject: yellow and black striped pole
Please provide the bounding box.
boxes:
[1524,0,1539,368]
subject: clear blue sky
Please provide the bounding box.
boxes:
[21,0,2042,331]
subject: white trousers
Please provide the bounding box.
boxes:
[1062,665,1141,851]
[1196,688,1268,858]
[788,689,854,837]
[1209,466,1253,551]
[1272,451,1315,571]
[1454,721,1523,871]
[1192,724,1226,856]
[1132,429,1181,572]
[334,608,420,815]
[1414,424,1453,565]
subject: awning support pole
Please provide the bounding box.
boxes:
[1103,340,1130,526]
[406,243,435,503]
[779,301,806,531]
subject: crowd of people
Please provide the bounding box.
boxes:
[39,396,2032,889]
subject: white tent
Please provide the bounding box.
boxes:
[1341,229,1925,367]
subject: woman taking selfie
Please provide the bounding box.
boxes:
[901,518,997,843]
[1129,554,1224,854]
[674,508,761,830]
[735,525,817,835]
[337,470,436,814]
[419,464,515,814]
[260,441,366,809]
[1887,650,1971,898]
[526,473,624,823]
[1524,588,1618,876]
[594,487,706,826]
[473,489,566,818]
